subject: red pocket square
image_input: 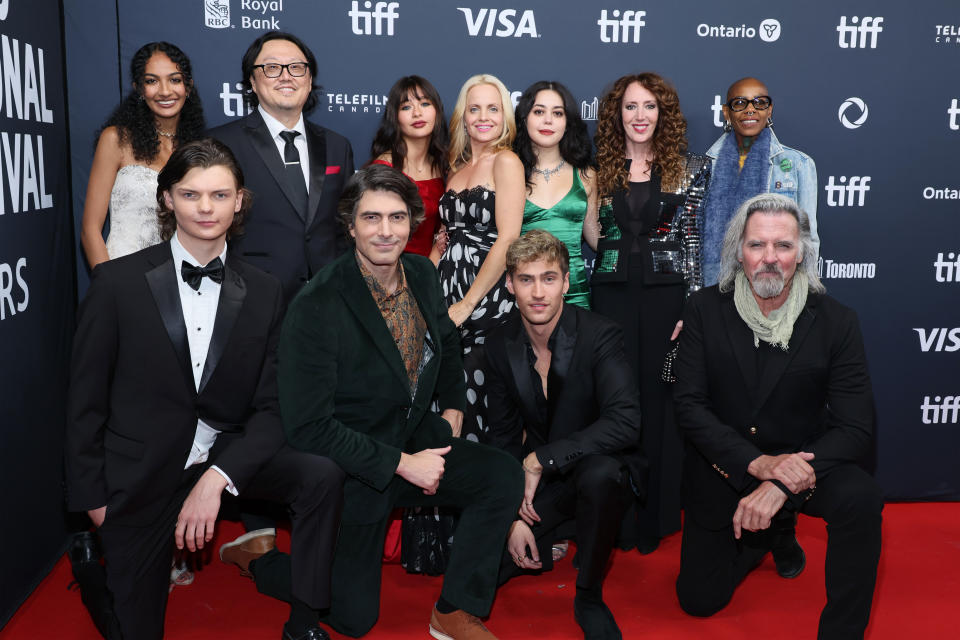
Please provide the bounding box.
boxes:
[325,166,341,175]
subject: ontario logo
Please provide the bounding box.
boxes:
[204,0,230,29]
[696,18,781,43]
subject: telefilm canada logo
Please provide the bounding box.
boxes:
[204,0,284,29]
[838,97,868,129]
[696,18,781,43]
[934,23,960,45]
[325,90,388,114]
[458,8,539,38]
[350,1,400,36]
[598,10,646,43]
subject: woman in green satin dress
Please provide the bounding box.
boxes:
[514,81,599,309]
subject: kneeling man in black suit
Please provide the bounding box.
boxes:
[66,139,344,640]
[278,164,522,639]
[672,193,882,639]
[485,230,645,640]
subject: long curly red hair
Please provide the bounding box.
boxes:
[595,73,688,196]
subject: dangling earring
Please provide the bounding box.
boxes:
[766,116,773,129]
[723,121,732,133]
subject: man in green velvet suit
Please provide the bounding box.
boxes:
[278,164,522,640]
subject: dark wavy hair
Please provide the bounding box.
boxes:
[337,164,426,237]
[156,138,252,241]
[241,31,320,113]
[595,73,688,196]
[97,42,205,163]
[368,76,449,182]
[513,80,593,191]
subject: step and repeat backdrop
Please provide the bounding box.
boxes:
[62,0,958,502]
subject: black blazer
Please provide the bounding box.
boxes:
[208,111,355,303]
[673,285,875,527]
[65,243,287,527]
[278,252,466,525]
[484,304,646,496]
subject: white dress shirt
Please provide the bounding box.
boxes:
[170,233,238,494]
[259,105,310,193]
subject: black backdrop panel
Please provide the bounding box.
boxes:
[0,0,74,626]
[63,0,959,514]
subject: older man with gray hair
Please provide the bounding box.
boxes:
[672,193,882,639]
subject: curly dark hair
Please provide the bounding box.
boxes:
[98,42,205,163]
[595,73,687,196]
[368,76,449,182]
[156,138,252,241]
[241,31,321,113]
[513,80,593,191]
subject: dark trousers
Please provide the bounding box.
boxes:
[98,446,344,640]
[676,464,883,640]
[322,438,522,638]
[498,454,634,590]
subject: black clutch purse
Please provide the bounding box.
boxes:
[660,340,679,383]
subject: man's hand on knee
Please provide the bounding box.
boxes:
[732,481,788,539]
[507,520,541,570]
[396,446,451,495]
[176,469,227,552]
[747,452,816,494]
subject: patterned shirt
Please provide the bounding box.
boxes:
[358,256,427,392]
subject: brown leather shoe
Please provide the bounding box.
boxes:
[218,528,276,577]
[429,607,497,640]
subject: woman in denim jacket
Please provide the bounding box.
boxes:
[702,77,819,286]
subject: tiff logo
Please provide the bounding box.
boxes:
[220,82,252,117]
[581,97,598,121]
[837,16,883,49]
[598,9,645,43]
[711,94,724,127]
[921,396,960,424]
[824,176,870,206]
[350,1,399,36]
[934,252,960,282]
[949,99,960,130]
[914,328,960,353]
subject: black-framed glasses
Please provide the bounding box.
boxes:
[253,62,309,78]
[726,96,773,112]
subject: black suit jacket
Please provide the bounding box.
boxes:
[208,111,355,302]
[673,285,875,527]
[66,243,287,527]
[278,252,465,525]
[484,304,646,496]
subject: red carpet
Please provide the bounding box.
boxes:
[3,503,957,639]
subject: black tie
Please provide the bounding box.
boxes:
[279,130,308,214]
[181,257,224,291]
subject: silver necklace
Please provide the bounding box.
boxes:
[157,129,176,139]
[533,159,565,182]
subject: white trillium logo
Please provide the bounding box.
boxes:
[759,19,781,42]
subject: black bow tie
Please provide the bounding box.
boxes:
[181,257,224,290]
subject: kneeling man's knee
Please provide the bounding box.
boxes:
[675,573,732,618]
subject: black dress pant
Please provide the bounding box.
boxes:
[321,438,522,638]
[98,446,344,640]
[676,464,883,640]
[498,454,634,590]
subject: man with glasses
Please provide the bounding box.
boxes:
[702,76,819,287]
[210,31,355,304]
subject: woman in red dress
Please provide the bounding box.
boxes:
[369,75,449,262]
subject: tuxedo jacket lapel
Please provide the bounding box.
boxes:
[337,258,411,393]
[547,306,577,419]
[199,258,247,393]
[144,248,195,396]
[721,297,759,407]
[304,122,327,229]
[245,112,307,222]
[504,323,540,432]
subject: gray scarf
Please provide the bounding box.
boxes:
[733,270,808,350]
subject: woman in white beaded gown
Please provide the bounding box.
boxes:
[81,42,205,268]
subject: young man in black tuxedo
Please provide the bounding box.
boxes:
[278,164,522,639]
[484,229,645,640]
[672,194,882,639]
[66,139,344,640]
[208,31,354,304]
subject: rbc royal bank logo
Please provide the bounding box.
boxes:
[350,1,400,36]
[458,8,538,38]
[837,16,883,48]
[581,97,598,121]
[205,0,230,29]
[824,176,870,206]
[838,97,868,129]
[598,10,645,43]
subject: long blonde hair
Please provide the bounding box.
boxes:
[448,74,516,170]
